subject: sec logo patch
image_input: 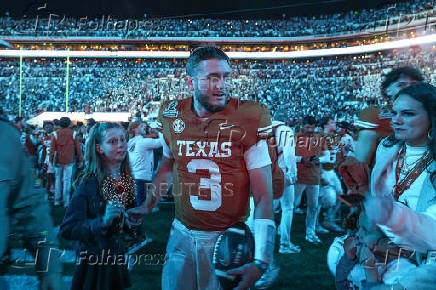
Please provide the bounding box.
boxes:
[173,119,185,134]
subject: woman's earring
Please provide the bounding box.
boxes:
[428,129,433,139]
[96,144,102,154]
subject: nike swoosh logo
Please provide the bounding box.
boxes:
[219,124,235,130]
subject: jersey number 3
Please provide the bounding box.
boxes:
[187,159,222,211]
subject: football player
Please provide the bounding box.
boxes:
[293,116,330,243]
[318,116,343,233]
[272,112,299,254]
[128,47,275,290]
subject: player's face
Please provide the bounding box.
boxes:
[44,124,53,134]
[391,94,430,147]
[98,128,127,164]
[192,58,231,114]
[385,75,417,98]
[134,124,145,136]
[303,124,315,135]
[325,119,336,132]
[140,124,147,135]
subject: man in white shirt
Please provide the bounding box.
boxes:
[318,116,344,233]
[272,114,300,254]
[128,121,162,206]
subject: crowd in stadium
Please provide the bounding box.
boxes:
[1,45,435,125]
[0,0,431,38]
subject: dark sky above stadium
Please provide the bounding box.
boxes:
[2,0,408,19]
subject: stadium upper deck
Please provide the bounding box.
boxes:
[0,0,433,41]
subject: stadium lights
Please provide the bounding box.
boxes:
[0,33,435,59]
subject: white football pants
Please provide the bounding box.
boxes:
[162,219,222,290]
[294,184,320,236]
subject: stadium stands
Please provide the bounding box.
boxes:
[1,45,434,123]
[0,0,432,38]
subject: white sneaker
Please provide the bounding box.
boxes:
[294,208,304,214]
[305,233,321,244]
[279,243,301,254]
[316,225,329,234]
[255,263,280,289]
[323,221,344,233]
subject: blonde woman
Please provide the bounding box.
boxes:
[61,123,137,290]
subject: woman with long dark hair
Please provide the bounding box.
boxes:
[361,82,436,288]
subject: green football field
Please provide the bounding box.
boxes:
[8,202,337,289]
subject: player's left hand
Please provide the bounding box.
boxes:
[226,262,263,290]
[290,174,297,184]
[320,177,329,186]
[285,172,297,185]
[284,175,291,186]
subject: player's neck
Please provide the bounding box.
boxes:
[405,139,428,148]
[193,99,212,118]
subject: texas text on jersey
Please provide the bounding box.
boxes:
[156,97,272,231]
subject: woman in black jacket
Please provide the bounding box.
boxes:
[60,122,137,290]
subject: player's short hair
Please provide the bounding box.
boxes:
[320,116,334,129]
[186,46,230,76]
[43,121,53,128]
[59,117,71,128]
[87,118,96,127]
[381,66,424,96]
[128,121,141,135]
[302,116,317,126]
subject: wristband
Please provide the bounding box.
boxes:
[252,259,268,274]
[253,219,276,264]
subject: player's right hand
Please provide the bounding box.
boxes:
[126,206,151,224]
[302,156,316,167]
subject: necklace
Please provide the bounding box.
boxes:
[400,157,421,175]
[394,146,432,200]
[101,174,135,208]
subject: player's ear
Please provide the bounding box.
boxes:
[186,75,194,91]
